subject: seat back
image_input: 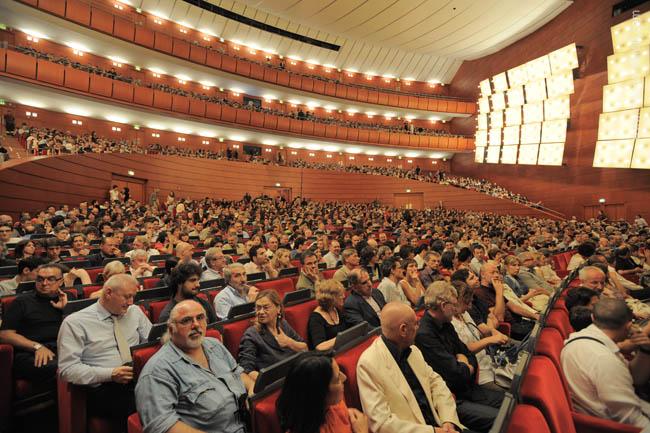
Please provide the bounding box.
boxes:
[250,387,282,433]
[220,315,254,358]
[535,327,571,406]
[520,356,576,433]
[506,404,551,433]
[142,277,161,290]
[131,342,162,380]
[149,299,170,323]
[284,299,318,341]
[85,267,104,283]
[82,284,103,298]
[334,333,379,410]
[545,310,573,340]
[322,269,337,279]
[256,278,295,299]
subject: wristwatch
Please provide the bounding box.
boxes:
[33,343,43,352]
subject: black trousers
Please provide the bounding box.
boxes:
[13,351,58,385]
[456,383,505,433]
[510,319,535,341]
[86,382,136,432]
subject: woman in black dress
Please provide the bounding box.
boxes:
[308,279,348,350]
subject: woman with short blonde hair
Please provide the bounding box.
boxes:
[308,280,348,351]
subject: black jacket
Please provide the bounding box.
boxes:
[343,289,386,328]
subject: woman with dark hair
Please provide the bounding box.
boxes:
[276,351,368,433]
[13,239,36,261]
[359,247,379,281]
[238,290,307,379]
[398,259,425,306]
[439,250,457,278]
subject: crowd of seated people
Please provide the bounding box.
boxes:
[12,44,464,138]
[0,193,648,432]
[13,125,543,208]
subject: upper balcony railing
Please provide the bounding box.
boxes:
[0,47,475,151]
[15,0,476,114]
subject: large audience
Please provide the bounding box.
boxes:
[0,190,649,432]
[12,44,464,138]
[10,125,542,209]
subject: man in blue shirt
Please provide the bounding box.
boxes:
[213,263,258,320]
[136,300,254,433]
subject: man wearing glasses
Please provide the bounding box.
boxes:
[0,263,68,385]
[343,269,386,328]
[136,300,254,433]
[200,247,227,281]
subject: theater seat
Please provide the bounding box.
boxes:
[0,344,13,423]
[142,277,160,290]
[127,413,142,433]
[322,269,337,279]
[149,299,170,323]
[545,309,573,340]
[284,299,318,341]
[334,334,378,410]
[82,285,103,298]
[85,267,104,283]
[57,376,114,433]
[507,404,551,433]
[520,356,640,433]
[221,316,253,358]
[250,388,282,433]
[255,278,295,299]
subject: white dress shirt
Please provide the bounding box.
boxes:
[57,301,152,385]
[561,324,650,428]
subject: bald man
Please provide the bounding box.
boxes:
[136,300,253,433]
[357,302,471,433]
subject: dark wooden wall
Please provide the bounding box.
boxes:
[449,0,650,220]
[0,154,549,218]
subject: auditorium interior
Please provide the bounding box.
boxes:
[1,0,650,432]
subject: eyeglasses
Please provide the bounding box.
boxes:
[175,313,206,326]
[36,276,63,284]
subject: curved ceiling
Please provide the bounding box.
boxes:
[135,0,572,82]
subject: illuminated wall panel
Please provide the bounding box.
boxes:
[602,78,644,112]
[476,43,577,166]
[505,106,522,126]
[521,122,541,144]
[542,119,568,143]
[544,96,571,120]
[611,11,650,53]
[492,72,509,92]
[489,128,502,146]
[475,146,486,163]
[518,144,539,165]
[503,125,520,145]
[597,109,639,140]
[524,102,544,123]
[607,47,650,84]
[486,146,500,163]
[638,108,650,138]
[593,139,634,168]
[507,86,525,107]
[632,138,650,168]
[549,43,579,73]
[538,142,564,166]
[547,70,574,98]
[500,145,518,164]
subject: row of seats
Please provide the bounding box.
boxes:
[17,0,473,110]
[0,48,473,152]
[499,272,642,433]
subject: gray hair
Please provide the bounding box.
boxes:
[204,247,223,262]
[131,249,148,260]
[578,265,605,281]
[223,262,245,284]
[103,260,126,280]
[103,273,138,293]
[424,281,458,310]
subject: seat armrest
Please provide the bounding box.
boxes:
[57,374,88,433]
[572,411,641,433]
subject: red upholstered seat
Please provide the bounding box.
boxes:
[255,278,295,298]
[206,328,222,341]
[535,327,571,404]
[520,356,641,433]
[132,344,161,379]
[545,310,573,340]
[85,267,104,283]
[284,299,318,341]
[322,269,337,279]
[57,376,116,433]
[127,413,143,433]
[83,285,103,298]
[149,299,170,323]
[506,404,551,433]
[250,388,282,433]
[335,334,378,410]
[1,295,16,316]
[221,317,253,358]
[142,277,161,290]
[290,259,301,269]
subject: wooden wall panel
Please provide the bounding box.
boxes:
[0,154,547,218]
[449,0,650,220]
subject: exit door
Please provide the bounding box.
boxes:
[393,192,424,210]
